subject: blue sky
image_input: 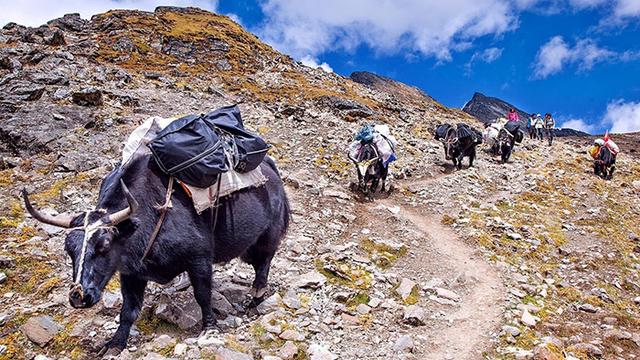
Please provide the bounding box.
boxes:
[2,0,640,134]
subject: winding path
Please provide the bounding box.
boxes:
[387,203,504,359]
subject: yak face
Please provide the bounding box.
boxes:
[22,179,138,309]
[443,130,458,161]
[65,210,120,309]
[356,143,380,176]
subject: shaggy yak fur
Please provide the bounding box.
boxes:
[23,154,290,355]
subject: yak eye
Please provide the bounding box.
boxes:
[96,239,110,254]
[95,234,111,254]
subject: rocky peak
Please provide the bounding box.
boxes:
[462,92,529,124]
[462,92,589,136]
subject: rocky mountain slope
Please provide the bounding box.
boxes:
[1,6,639,360]
[462,92,590,137]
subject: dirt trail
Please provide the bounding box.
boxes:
[376,195,505,359]
[397,204,504,359]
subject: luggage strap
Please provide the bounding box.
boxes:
[142,176,175,260]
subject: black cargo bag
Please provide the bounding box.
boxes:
[504,121,520,135]
[148,114,228,188]
[204,105,269,173]
[514,130,524,144]
[457,123,482,144]
[434,124,451,141]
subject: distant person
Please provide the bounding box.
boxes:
[527,113,536,139]
[544,113,555,146]
[534,114,544,141]
[507,108,520,122]
[589,132,619,179]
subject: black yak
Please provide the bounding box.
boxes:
[22,154,290,355]
[435,123,482,170]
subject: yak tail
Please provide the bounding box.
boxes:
[264,155,291,239]
[280,191,291,239]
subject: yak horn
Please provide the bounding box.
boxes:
[22,189,75,228]
[107,180,139,225]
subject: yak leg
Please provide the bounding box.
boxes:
[249,255,274,303]
[380,165,389,193]
[100,274,147,356]
[355,166,364,190]
[242,241,276,305]
[370,176,380,194]
[188,263,216,331]
[469,147,476,167]
[501,145,509,164]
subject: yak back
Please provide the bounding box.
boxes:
[435,124,453,141]
[456,123,482,144]
[503,121,520,135]
[91,153,290,280]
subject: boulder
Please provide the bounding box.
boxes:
[392,334,414,353]
[279,329,305,341]
[403,305,426,326]
[435,287,460,302]
[215,347,252,360]
[277,341,299,359]
[20,316,61,346]
[45,30,66,46]
[292,271,326,289]
[308,343,337,360]
[154,290,234,330]
[47,13,88,32]
[395,278,417,301]
[256,293,282,315]
[72,88,103,106]
[521,309,539,327]
[9,83,45,101]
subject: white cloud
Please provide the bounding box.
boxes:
[473,47,504,63]
[299,55,333,72]
[465,47,503,75]
[568,0,608,9]
[614,0,640,18]
[258,0,518,63]
[559,118,596,133]
[533,36,623,78]
[225,12,243,26]
[602,99,640,133]
[532,36,572,78]
[572,38,616,71]
[0,0,218,28]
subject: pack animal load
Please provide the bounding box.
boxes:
[589,135,620,159]
[123,105,269,213]
[503,121,524,144]
[348,124,398,168]
[147,105,269,188]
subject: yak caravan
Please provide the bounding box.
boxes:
[1,4,639,360]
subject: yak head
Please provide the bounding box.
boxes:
[22,180,138,309]
[356,143,380,176]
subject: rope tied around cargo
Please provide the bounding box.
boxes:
[142,176,175,260]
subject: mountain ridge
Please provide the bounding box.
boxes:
[462,92,590,136]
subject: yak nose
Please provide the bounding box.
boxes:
[69,287,84,308]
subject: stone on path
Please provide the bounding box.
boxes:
[20,316,61,346]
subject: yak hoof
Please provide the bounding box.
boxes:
[98,341,124,358]
[249,287,267,299]
[199,327,220,338]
